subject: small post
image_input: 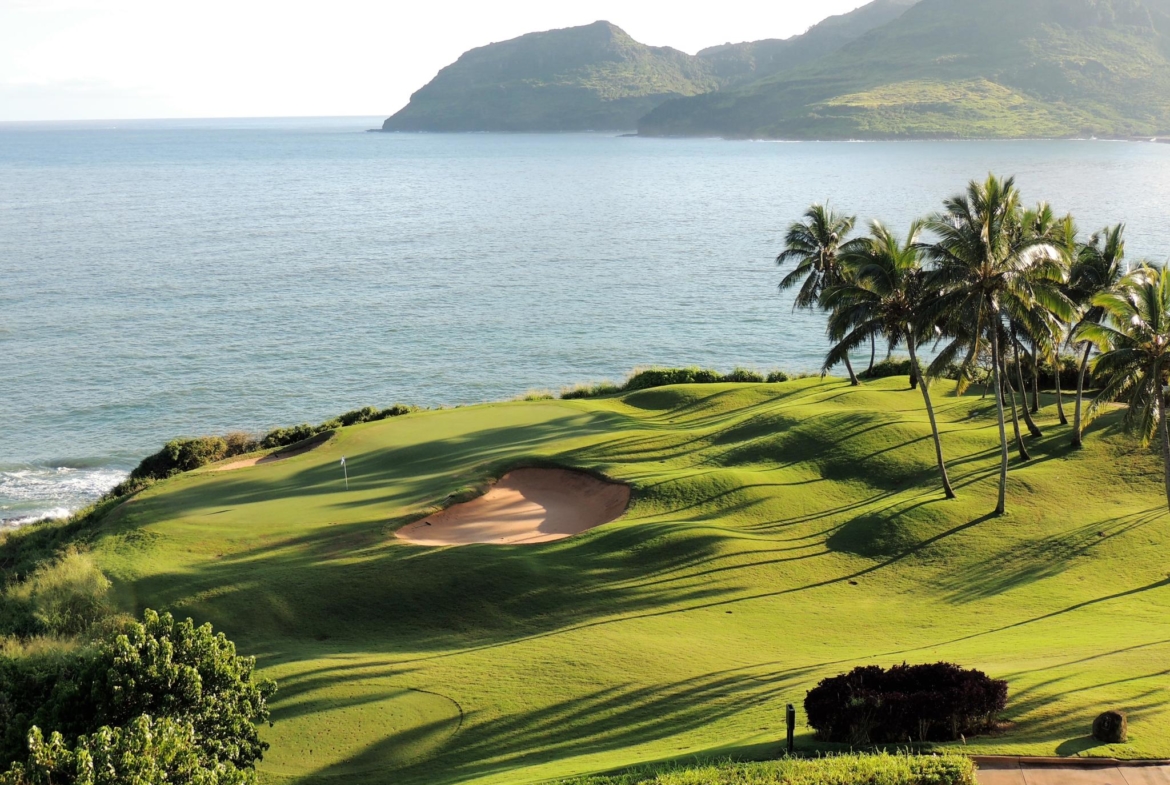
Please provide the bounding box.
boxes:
[340,456,349,490]
[786,703,796,756]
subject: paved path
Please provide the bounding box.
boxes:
[977,758,1170,785]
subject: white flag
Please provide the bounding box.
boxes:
[340,457,346,466]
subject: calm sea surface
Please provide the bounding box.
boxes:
[3,117,1170,522]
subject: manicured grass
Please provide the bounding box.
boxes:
[82,377,1170,784]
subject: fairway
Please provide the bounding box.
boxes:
[89,377,1170,784]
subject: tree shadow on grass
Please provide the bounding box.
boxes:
[124,516,738,656]
[934,507,1165,603]
[282,661,815,785]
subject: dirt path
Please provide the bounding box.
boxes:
[978,758,1170,785]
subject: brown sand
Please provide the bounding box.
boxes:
[214,434,330,472]
[396,468,630,546]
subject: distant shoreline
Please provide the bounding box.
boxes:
[370,128,1170,144]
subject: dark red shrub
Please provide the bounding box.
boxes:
[804,662,1007,745]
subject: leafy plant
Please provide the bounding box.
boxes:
[0,716,252,785]
[0,610,275,773]
[804,662,1007,744]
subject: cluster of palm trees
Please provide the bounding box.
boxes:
[778,173,1170,515]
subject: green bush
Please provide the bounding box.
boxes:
[0,715,252,785]
[563,367,780,400]
[861,358,963,382]
[561,382,623,400]
[562,753,976,785]
[767,370,790,383]
[0,609,275,774]
[260,424,320,450]
[722,367,766,383]
[261,405,418,449]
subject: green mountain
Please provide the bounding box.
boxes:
[695,0,920,87]
[382,21,717,132]
[640,0,1170,139]
[381,3,918,133]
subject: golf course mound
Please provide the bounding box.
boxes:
[396,468,630,546]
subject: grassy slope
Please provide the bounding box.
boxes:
[639,0,1170,139]
[88,377,1170,784]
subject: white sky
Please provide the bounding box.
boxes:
[0,0,870,122]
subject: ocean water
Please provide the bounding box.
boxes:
[3,117,1170,523]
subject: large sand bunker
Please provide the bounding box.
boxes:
[396,468,630,546]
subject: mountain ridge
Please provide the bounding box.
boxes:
[639,0,1170,139]
[381,3,919,133]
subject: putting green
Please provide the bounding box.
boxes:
[88,377,1170,784]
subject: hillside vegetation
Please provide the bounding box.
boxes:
[4,376,1170,783]
[381,2,918,132]
[641,0,1170,139]
[382,22,717,132]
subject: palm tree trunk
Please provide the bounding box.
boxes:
[1072,342,1092,448]
[1030,347,1041,414]
[908,333,956,499]
[843,353,860,386]
[1012,336,1043,438]
[989,319,1010,516]
[1160,386,1170,513]
[1003,354,1031,461]
[868,335,876,376]
[1054,351,1068,425]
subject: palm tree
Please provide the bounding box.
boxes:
[1068,224,1127,448]
[821,220,957,498]
[778,204,861,385]
[1079,265,1170,511]
[922,175,1069,515]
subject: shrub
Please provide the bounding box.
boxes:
[563,367,780,399]
[624,367,724,391]
[260,424,319,450]
[561,382,623,400]
[722,367,766,383]
[767,370,790,383]
[0,609,275,773]
[805,662,1007,745]
[1,716,252,785]
[560,752,976,785]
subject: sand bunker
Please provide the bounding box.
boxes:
[214,432,332,472]
[396,468,630,546]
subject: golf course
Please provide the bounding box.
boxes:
[59,374,1170,784]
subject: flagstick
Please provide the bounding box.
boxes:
[341,457,349,490]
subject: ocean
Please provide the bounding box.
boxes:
[3,117,1170,523]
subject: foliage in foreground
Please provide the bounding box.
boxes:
[0,716,252,785]
[805,663,1007,745]
[561,753,976,785]
[0,609,275,777]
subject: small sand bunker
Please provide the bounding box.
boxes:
[396,468,630,546]
[214,432,332,472]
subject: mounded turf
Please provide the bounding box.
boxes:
[88,377,1170,784]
